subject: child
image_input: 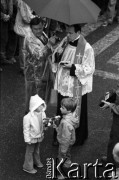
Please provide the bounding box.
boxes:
[54,98,79,169]
[23,94,46,174]
[101,83,119,166]
[113,143,119,164]
[111,143,119,180]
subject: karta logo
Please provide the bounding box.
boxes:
[46,158,118,179]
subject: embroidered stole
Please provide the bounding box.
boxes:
[73,35,86,123]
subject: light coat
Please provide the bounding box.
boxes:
[56,113,79,146]
[23,95,46,144]
[14,0,34,37]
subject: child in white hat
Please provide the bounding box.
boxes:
[23,94,46,174]
[111,143,119,180]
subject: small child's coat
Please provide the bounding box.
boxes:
[23,94,46,144]
[23,94,46,173]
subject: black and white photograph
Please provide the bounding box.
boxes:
[0,0,119,179]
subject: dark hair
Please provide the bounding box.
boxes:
[30,17,43,28]
[32,11,36,15]
[61,98,77,113]
[66,24,81,33]
[73,24,81,33]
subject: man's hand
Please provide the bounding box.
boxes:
[48,36,56,45]
[57,47,63,54]
[27,142,31,145]
[3,14,10,22]
[63,62,72,69]
[53,122,58,129]
[34,48,43,57]
[101,100,110,106]
[101,100,110,110]
[43,125,48,131]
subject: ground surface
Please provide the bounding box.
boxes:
[0,17,119,180]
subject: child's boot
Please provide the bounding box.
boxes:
[23,168,37,174]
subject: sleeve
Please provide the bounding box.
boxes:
[26,37,43,59]
[110,101,119,115]
[0,12,5,19]
[22,37,28,67]
[74,117,79,129]
[0,1,5,19]
[8,0,13,17]
[60,122,72,144]
[111,105,119,115]
[75,46,95,85]
[19,1,34,23]
[51,37,67,73]
[23,116,31,143]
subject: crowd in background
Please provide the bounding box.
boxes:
[0,0,66,72]
[0,0,119,178]
[0,0,119,72]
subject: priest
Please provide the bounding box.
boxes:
[52,24,95,146]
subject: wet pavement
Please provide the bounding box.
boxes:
[0,21,119,180]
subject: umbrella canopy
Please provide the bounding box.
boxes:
[39,0,101,25]
[23,0,51,14]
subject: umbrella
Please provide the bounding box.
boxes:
[23,0,51,14]
[39,0,101,25]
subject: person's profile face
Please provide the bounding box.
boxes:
[66,26,79,42]
[35,104,44,113]
[60,105,69,115]
[31,23,43,38]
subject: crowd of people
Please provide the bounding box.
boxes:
[0,0,119,71]
[92,0,119,26]
[0,0,119,179]
[102,0,119,26]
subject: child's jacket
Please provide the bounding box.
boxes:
[23,95,46,144]
[112,92,119,116]
[56,113,79,146]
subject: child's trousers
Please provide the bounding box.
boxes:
[58,144,72,168]
[23,142,41,171]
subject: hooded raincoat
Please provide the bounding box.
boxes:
[23,94,46,144]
